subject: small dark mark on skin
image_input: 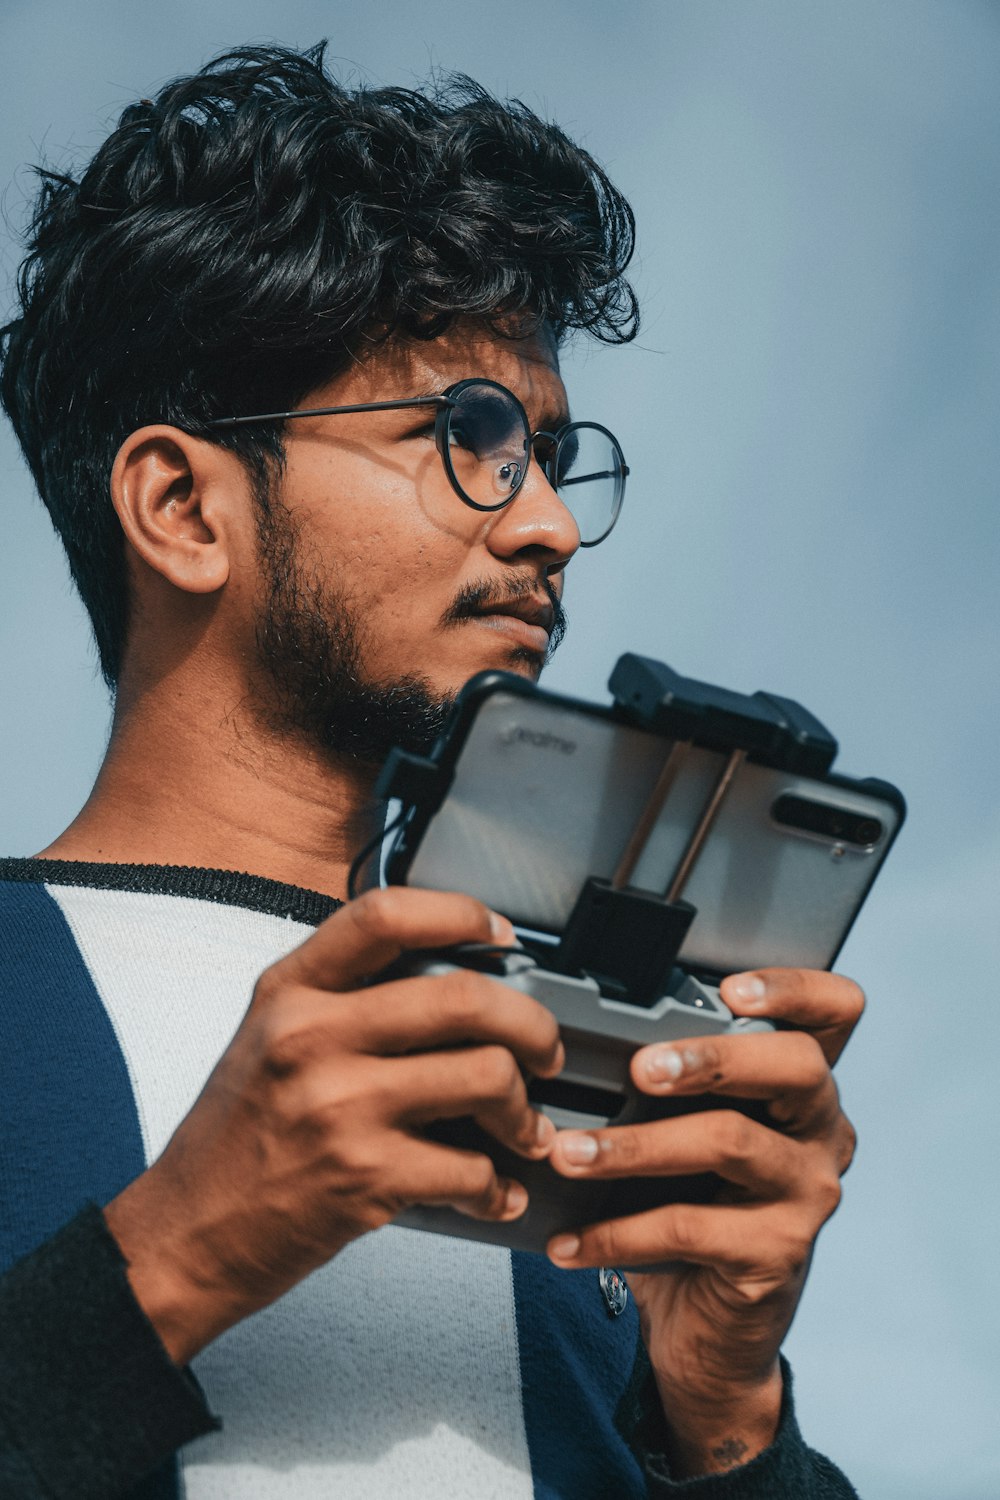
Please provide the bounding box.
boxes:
[711,1437,749,1470]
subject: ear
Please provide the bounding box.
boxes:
[111,426,240,595]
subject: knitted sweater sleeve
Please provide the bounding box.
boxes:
[637,1357,859,1499]
[0,1204,218,1500]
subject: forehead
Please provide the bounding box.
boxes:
[310,319,567,423]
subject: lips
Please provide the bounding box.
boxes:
[473,595,555,635]
[442,579,562,660]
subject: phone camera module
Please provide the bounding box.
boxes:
[772,794,883,849]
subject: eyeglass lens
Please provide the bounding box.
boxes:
[443,382,624,545]
[444,383,530,509]
[553,424,625,547]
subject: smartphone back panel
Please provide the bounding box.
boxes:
[399,688,904,976]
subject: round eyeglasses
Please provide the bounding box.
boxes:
[204,377,628,547]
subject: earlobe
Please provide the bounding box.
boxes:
[111,425,232,595]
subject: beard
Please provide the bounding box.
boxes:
[252,500,566,767]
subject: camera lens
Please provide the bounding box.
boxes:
[772,795,884,848]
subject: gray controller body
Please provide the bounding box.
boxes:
[396,951,772,1255]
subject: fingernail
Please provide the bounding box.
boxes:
[560,1132,598,1165]
[489,911,516,945]
[730,974,767,1006]
[535,1113,556,1149]
[644,1046,685,1083]
[504,1181,528,1216]
[550,1234,580,1260]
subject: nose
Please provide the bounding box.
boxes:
[484,459,581,573]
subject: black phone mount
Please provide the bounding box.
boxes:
[549,657,838,1006]
[608,655,837,776]
[376,654,839,1009]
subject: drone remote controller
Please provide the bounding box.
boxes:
[370,655,905,1256]
[393,946,772,1254]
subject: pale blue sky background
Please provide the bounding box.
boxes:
[2,2,999,1495]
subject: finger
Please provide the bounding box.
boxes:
[630,1030,841,1135]
[547,1198,829,1274]
[353,967,564,1078]
[262,886,513,996]
[387,1048,556,1160]
[390,1136,529,1222]
[550,1108,806,1195]
[719,968,865,1064]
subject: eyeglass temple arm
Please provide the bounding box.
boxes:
[558,467,630,486]
[206,395,455,429]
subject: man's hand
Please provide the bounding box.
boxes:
[104,888,563,1365]
[544,967,863,1478]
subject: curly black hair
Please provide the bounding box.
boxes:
[1,42,638,686]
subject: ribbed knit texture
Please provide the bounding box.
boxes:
[0,1205,216,1500]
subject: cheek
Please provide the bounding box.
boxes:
[319,459,480,579]
[279,444,491,645]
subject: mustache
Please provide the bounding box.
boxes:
[442,574,568,655]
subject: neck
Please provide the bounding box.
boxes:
[37,667,384,902]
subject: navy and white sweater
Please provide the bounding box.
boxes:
[0,860,857,1500]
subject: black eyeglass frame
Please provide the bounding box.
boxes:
[203,377,628,548]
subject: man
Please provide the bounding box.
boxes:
[0,43,861,1499]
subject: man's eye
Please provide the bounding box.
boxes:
[409,418,437,436]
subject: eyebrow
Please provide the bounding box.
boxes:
[404,384,571,431]
[532,401,572,433]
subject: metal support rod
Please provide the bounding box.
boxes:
[611,741,688,890]
[665,748,747,903]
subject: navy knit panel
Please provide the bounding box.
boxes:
[0,880,147,1269]
[511,1251,646,1499]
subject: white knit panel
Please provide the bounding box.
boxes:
[48,885,533,1500]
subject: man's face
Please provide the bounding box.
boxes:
[249,321,581,762]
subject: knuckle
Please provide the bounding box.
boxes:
[252,964,285,1009]
[476,1045,520,1098]
[730,1274,779,1307]
[836,1115,858,1175]
[604,1130,639,1172]
[764,966,810,997]
[665,1205,698,1258]
[588,1219,619,1265]
[796,1033,832,1091]
[259,1016,312,1079]
[714,1110,758,1167]
[813,1171,843,1221]
[295,1069,366,1135]
[458,894,495,938]
[737,1236,805,1297]
[257,1001,343,1080]
[437,969,488,1026]
[464,1158,503,1213]
[468,1155,498,1197]
[842,978,867,1021]
[784,1224,816,1280]
[352,886,407,942]
[695,1039,723,1075]
[542,1012,563,1057]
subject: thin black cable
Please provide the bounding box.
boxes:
[347,807,407,901]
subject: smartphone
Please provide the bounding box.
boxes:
[386,673,905,982]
